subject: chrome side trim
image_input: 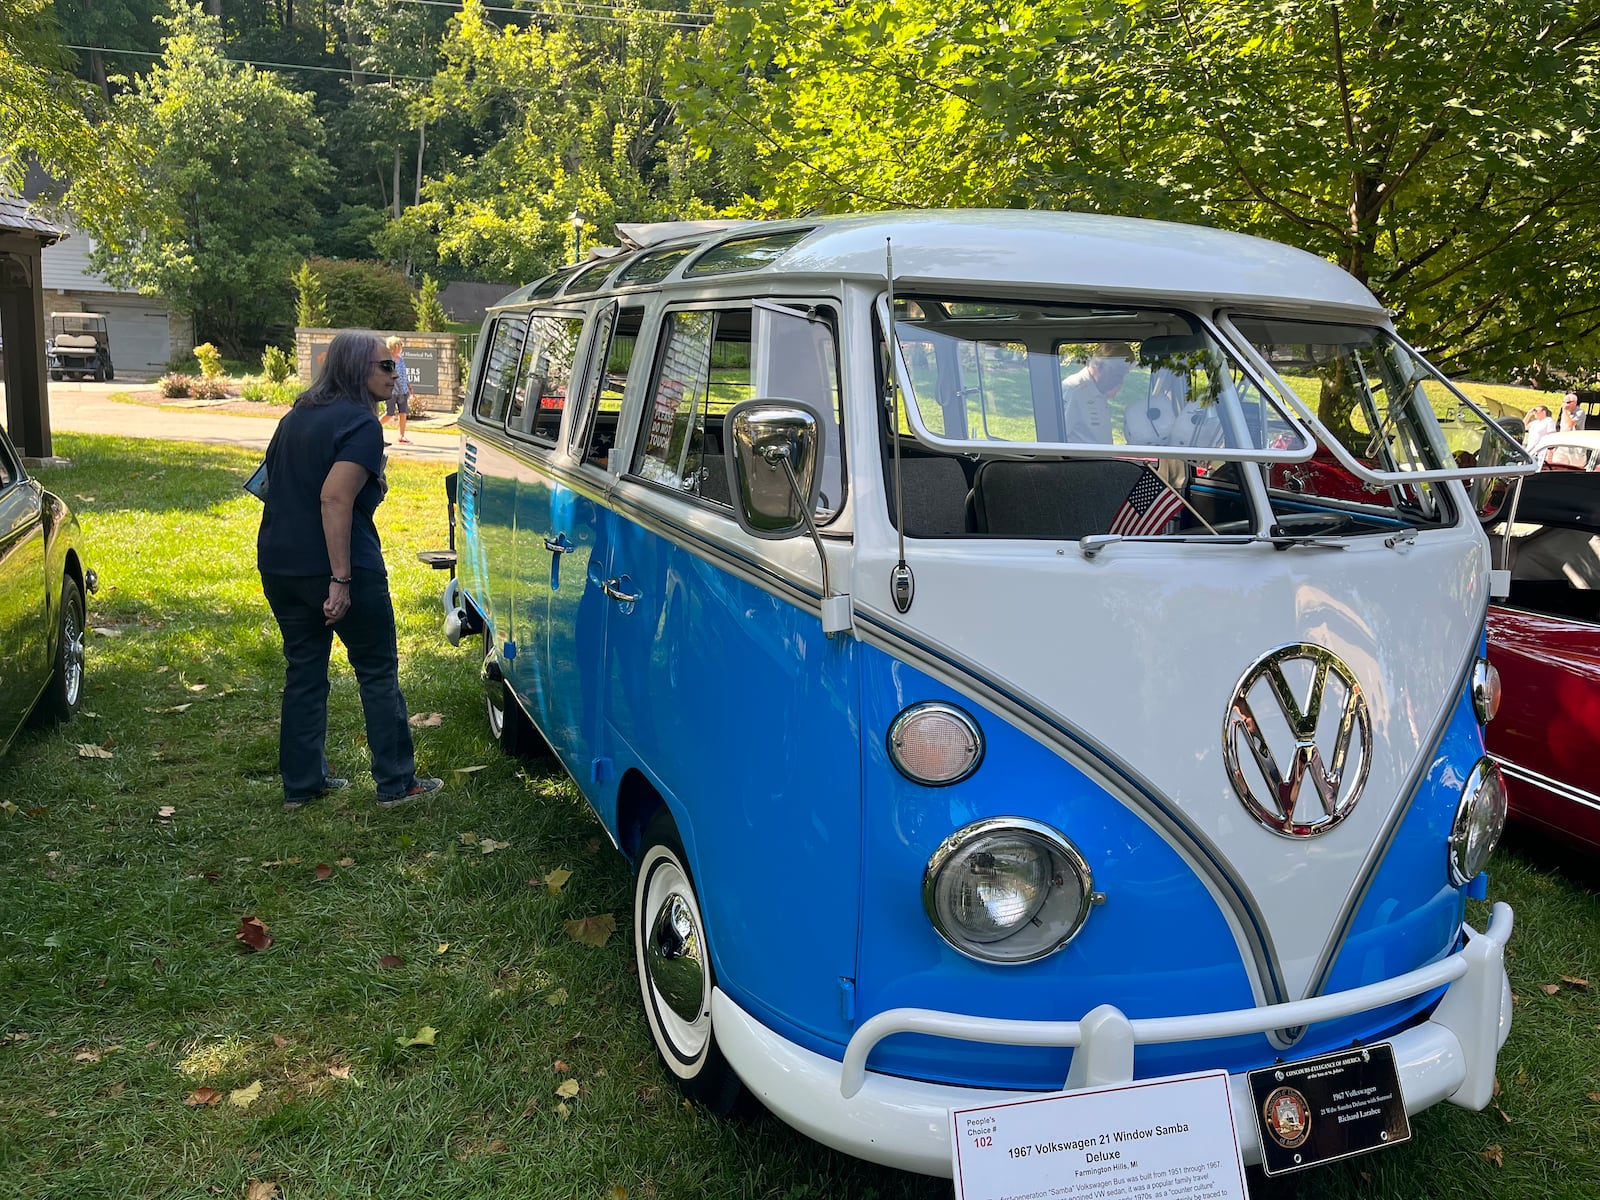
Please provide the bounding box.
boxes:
[1493,755,1600,814]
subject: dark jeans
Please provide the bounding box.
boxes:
[261,568,415,802]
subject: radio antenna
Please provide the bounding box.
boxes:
[885,239,914,613]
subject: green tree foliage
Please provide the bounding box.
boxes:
[89,3,328,354]
[0,0,136,220]
[408,0,738,282]
[292,259,329,327]
[686,0,1600,379]
[309,256,415,330]
[413,273,446,332]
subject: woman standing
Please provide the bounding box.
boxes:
[379,335,412,443]
[257,329,443,812]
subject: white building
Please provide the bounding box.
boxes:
[40,224,191,376]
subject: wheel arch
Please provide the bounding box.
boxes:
[616,766,670,866]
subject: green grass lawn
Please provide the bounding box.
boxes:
[0,434,1596,1199]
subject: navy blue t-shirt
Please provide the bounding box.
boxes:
[256,398,387,576]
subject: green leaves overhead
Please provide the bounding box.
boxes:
[685,0,1600,378]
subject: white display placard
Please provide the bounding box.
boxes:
[950,1070,1249,1200]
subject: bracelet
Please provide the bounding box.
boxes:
[330,575,352,584]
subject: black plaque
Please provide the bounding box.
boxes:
[1248,1043,1410,1176]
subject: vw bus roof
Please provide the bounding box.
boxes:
[493,210,1387,317]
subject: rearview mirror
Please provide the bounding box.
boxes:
[724,400,823,539]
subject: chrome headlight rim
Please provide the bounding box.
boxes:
[887,702,984,787]
[1448,756,1508,887]
[922,816,1095,965]
[1472,658,1502,725]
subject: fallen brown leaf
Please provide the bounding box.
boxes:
[328,1065,352,1079]
[184,1087,222,1107]
[408,712,444,727]
[1480,1144,1504,1168]
[1560,975,1589,987]
[74,1049,102,1063]
[76,743,114,759]
[1539,983,1561,996]
[1587,1092,1600,1103]
[156,806,176,820]
[553,1059,570,1074]
[479,838,510,854]
[314,863,333,882]
[235,916,272,953]
[337,857,355,867]
[245,1179,278,1200]
[556,1078,580,1099]
[378,954,405,969]
[271,1035,288,1049]
[1493,1104,1511,1123]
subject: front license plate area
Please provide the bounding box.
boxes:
[1247,1043,1411,1176]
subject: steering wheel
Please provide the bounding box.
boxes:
[1208,511,1358,537]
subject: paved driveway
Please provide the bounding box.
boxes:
[7,378,461,464]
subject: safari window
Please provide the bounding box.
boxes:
[474,316,529,424]
[508,314,585,445]
[572,306,643,469]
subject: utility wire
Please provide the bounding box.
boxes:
[397,0,711,26]
[65,44,436,83]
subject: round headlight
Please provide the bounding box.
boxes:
[1449,757,1508,886]
[888,703,983,786]
[923,818,1096,964]
[1472,658,1502,725]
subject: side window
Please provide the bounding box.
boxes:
[571,305,642,470]
[508,314,584,444]
[632,304,843,517]
[473,315,529,424]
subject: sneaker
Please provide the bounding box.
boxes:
[376,776,443,809]
[282,776,350,813]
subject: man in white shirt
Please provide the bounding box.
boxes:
[1060,341,1135,443]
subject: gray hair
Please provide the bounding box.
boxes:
[294,329,383,409]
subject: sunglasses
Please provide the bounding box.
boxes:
[371,359,398,373]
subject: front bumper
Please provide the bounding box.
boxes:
[715,903,1514,1178]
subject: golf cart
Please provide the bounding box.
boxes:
[46,313,114,382]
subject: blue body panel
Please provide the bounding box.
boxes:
[461,436,1484,1093]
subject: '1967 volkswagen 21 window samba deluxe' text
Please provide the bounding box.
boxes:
[439,210,1533,1179]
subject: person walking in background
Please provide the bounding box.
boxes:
[256,329,443,812]
[379,335,412,443]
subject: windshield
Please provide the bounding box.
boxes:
[1230,316,1528,480]
[888,297,1312,461]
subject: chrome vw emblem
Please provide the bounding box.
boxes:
[1223,644,1371,837]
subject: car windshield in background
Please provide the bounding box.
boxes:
[889,297,1312,461]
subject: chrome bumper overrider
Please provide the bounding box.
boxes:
[715,903,1513,1177]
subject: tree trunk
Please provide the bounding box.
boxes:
[414,119,427,207]
[392,148,402,219]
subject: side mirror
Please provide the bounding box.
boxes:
[724,399,824,540]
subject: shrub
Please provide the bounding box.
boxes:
[293,260,329,328]
[193,343,224,380]
[191,376,229,400]
[239,378,299,406]
[413,274,446,332]
[159,374,196,398]
[309,257,415,331]
[260,345,294,383]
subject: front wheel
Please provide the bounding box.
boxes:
[633,810,749,1116]
[41,575,85,722]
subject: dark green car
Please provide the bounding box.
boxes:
[0,420,94,753]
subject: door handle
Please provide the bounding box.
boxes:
[544,533,573,555]
[600,576,640,604]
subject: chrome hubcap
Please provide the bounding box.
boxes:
[646,892,706,1024]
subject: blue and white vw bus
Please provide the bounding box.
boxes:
[440,210,1530,1178]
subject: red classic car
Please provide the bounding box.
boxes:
[1484,447,1600,854]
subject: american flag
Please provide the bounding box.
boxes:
[1110,468,1185,536]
